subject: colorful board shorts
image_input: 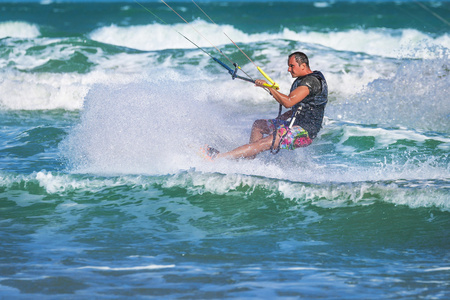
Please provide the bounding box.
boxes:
[267,119,313,150]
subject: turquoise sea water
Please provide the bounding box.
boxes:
[1,0,449,298]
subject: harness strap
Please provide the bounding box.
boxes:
[289,103,305,129]
[269,72,324,155]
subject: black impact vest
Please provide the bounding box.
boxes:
[289,71,328,139]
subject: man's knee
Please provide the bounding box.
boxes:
[252,119,268,130]
[256,135,278,151]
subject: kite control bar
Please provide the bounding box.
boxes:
[257,66,279,90]
[212,57,255,83]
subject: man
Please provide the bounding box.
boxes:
[203,51,328,160]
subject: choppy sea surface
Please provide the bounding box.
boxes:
[0,0,449,298]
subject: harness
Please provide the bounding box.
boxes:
[269,71,327,154]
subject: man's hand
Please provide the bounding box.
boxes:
[254,79,268,87]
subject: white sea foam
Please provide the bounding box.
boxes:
[1,19,447,114]
[162,171,450,211]
[336,126,450,149]
[89,20,450,59]
[78,264,175,271]
[89,21,246,51]
[424,267,450,272]
[0,21,40,39]
[327,54,450,133]
[59,76,449,193]
[2,165,448,211]
[0,71,86,110]
[292,28,450,59]
[0,37,74,70]
[59,76,246,175]
[0,170,156,196]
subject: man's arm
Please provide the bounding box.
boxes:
[255,79,310,108]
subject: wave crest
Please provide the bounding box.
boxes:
[0,21,40,39]
[89,20,449,59]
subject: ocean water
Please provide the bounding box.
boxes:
[1,0,449,298]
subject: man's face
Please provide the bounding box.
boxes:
[287,56,306,78]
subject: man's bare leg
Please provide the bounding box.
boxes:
[217,134,281,160]
[249,119,272,143]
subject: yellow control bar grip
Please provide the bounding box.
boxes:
[257,66,279,90]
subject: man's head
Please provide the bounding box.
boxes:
[288,52,311,78]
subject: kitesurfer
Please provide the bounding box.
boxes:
[202,51,328,160]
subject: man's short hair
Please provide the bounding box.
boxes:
[289,52,309,67]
